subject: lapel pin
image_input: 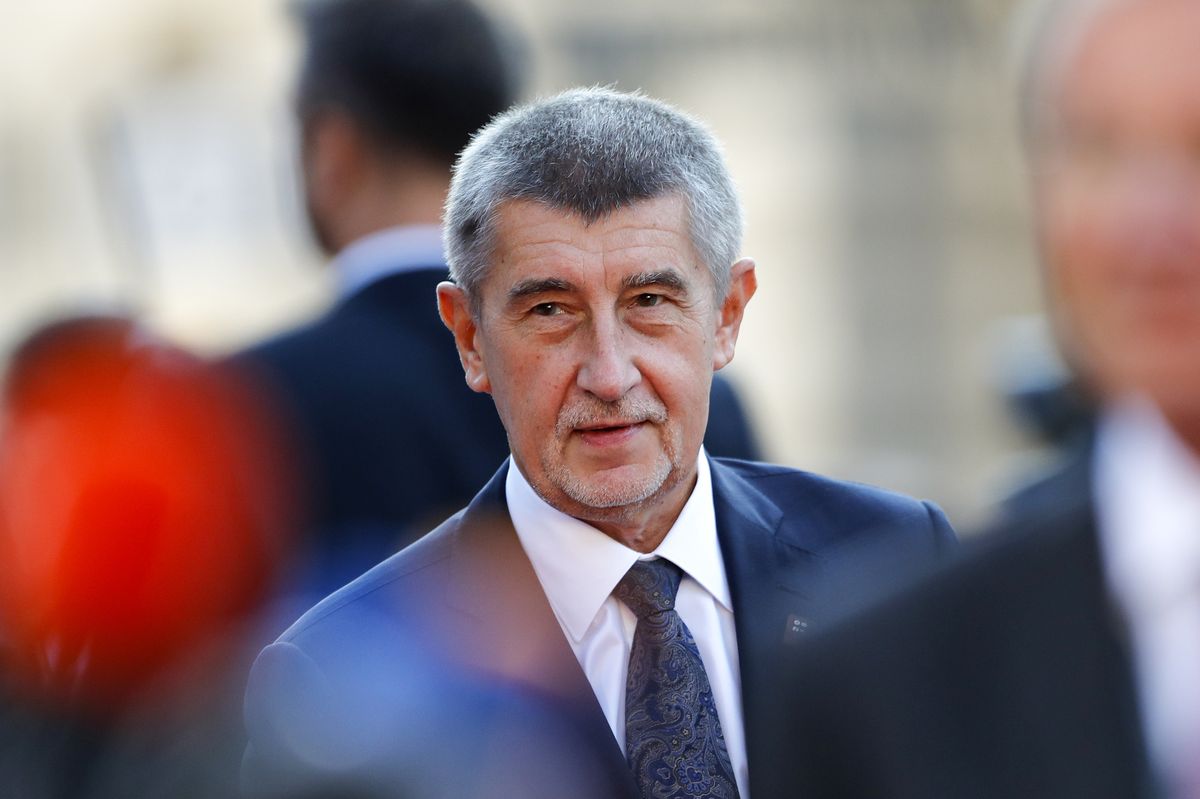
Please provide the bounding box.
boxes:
[784,613,810,643]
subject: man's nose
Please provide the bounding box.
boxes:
[576,318,641,403]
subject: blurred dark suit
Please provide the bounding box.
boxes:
[243,457,953,799]
[233,265,508,588]
[771,450,1153,799]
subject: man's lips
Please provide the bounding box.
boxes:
[575,419,644,432]
[574,420,647,446]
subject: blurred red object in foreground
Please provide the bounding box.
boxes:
[0,317,296,712]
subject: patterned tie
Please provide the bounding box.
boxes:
[614,558,740,799]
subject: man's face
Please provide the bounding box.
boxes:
[438,194,754,537]
[1037,0,1200,416]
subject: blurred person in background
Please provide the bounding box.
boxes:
[0,315,295,799]
[242,86,954,799]
[233,0,761,599]
[229,0,517,596]
[772,1,1200,797]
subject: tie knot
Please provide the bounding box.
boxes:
[614,559,683,620]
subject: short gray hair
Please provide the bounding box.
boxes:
[443,87,743,306]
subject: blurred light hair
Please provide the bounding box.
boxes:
[443,87,743,308]
[1009,0,1115,151]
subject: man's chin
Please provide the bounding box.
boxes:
[549,460,673,513]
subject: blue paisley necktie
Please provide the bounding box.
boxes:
[614,558,740,799]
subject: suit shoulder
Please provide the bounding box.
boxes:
[276,513,462,646]
[224,317,347,400]
[825,495,1092,649]
[230,309,335,365]
[995,446,1091,527]
[711,458,955,583]
[715,457,944,525]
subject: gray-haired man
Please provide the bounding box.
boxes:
[243,87,953,799]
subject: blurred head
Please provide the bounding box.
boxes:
[293,0,520,252]
[437,89,756,547]
[0,317,296,711]
[1020,0,1200,444]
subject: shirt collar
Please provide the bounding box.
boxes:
[1095,395,1200,616]
[333,224,446,300]
[506,450,732,644]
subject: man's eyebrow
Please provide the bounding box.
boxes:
[507,277,576,302]
[623,270,688,294]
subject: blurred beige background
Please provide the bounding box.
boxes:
[0,0,1051,527]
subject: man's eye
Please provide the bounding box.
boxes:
[633,293,662,308]
[531,302,561,316]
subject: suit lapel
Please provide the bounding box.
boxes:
[441,463,639,797]
[437,458,839,799]
[1061,519,1152,798]
[709,458,822,797]
[999,461,1153,798]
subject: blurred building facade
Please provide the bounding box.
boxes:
[0,0,1041,525]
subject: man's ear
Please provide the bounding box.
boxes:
[713,258,757,371]
[301,111,367,253]
[304,113,362,212]
[437,282,491,394]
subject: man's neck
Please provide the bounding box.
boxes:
[584,472,700,554]
[332,196,443,253]
[1163,408,1200,458]
[326,163,449,253]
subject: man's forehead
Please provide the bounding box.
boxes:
[1051,0,1200,104]
[492,194,689,235]
[1022,0,1200,162]
[487,196,702,275]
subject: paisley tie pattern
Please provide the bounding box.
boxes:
[614,559,740,799]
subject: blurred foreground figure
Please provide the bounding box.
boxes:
[242,87,954,799]
[775,1,1200,797]
[231,0,761,597]
[0,316,295,797]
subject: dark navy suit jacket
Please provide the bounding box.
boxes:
[243,457,954,798]
[233,266,762,592]
[773,451,1153,799]
[232,267,509,590]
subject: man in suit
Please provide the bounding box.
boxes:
[231,0,518,593]
[243,87,954,799]
[234,0,763,595]
[775,1,1200,796]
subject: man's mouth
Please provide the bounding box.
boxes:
[574,420,647,446]
[576,420,643,432]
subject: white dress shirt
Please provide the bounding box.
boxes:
[507,451,750,798]
[332,224,446,300]
[1095,397,1200,796]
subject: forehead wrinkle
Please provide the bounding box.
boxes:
[500,233,592,262]
[596,222,691,251]
[491,195,707,303]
